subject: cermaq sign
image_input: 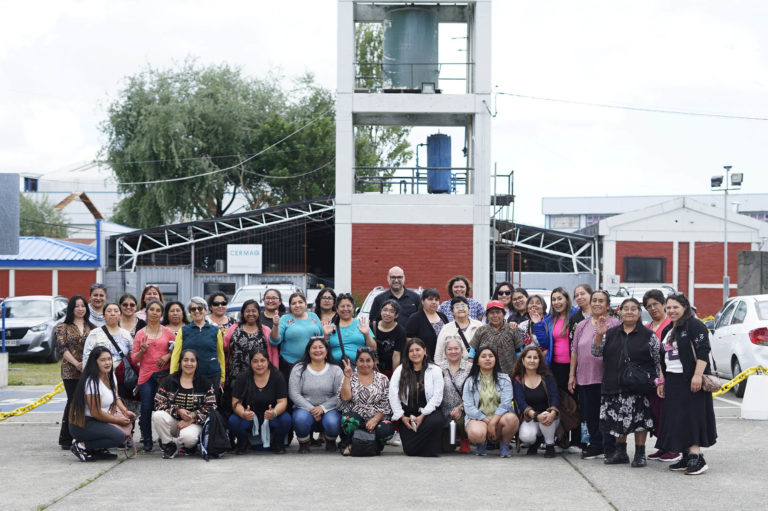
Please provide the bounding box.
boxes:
[227,244,262,274]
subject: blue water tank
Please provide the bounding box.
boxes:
[383,7,439,89]
[427,134,451,194]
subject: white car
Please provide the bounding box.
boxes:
[709,294,768,397]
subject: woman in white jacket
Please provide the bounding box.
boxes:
[389,338,444,457]
[433,297,483,365]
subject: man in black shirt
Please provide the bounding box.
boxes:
[369,266,420,328]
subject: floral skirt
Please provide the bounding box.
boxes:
[599,392,653,437]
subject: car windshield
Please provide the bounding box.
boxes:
[231,290,262,303]
[5,300,50,318]
[756,300,768,321]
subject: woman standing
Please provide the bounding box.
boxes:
[314,288,337,324]
[88,284,107,327]
[389,338,444,457]
[519,295,548,342]
[207,292,235,332]
[512,346,561,457]
[289,337,344,453]
[228,348,291,454]
[170,297,225,387]
[161,300,189,335]
[339,348,393,455]
[642,289,678,463]
[68,346,136,462]
[655,293,717,475]
[224,300,277,383]
[57,295,92,449]
[372,299,407,377]
[270,293,327,386]
[508,288,530,327]
[434,297,483,366]
[152,349,217,459]
[439,338,471,453]
[136,285,165,322]
[405,289,448,359]
[569,290,620,459]
[592,298,661,467]
[570,284,593,328]
[463,346,519,458]
[328,294,376,362]
[470,301,525,378]
[489,282,515,321]
[132,300,174,451]
[261,288,286,331]
[82,303,133,396]
[437,275,484,321]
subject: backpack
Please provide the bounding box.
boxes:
[199,409,230,461]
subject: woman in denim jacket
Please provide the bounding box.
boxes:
[462,346,519,457]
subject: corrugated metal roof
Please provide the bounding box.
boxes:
[0,237,96,263]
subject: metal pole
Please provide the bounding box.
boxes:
[723,165,731,304]
[2,301,6,353]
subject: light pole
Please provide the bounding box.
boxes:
[711,166,743,304]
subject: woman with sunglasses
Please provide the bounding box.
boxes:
[489,282,515,322]
[328,294,376,363]
[207,292,235,332]
[338,347,393,455]
[118,294,146,337]
[170,297,225,388]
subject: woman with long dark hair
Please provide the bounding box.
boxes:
[463,346,519,457]
[288,337,344,453]
[228,348,291,454]
[118,293,145,337]
[136,284,165,322]
[593,298,661,467]
[57,295,92,449]
[161,300,189,335]
[654,293,717,475]
[207,291,235,332]
[512,345,561,457]
[152,349,217,459]
[328,293,375,362]
[261,288,286,330]
[405,288,448,359]
[508,287,530,328]
[68,346,136,461]
[132,299,174,452]
[388,338,444,457]
[490,281,515,321]
[314,288,337,324]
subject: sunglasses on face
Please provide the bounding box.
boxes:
[497,290,512,296]
[211,301,227,307]
[121,303,137,308]
[189,306,204,312]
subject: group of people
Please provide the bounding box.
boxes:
[57,270,717,474]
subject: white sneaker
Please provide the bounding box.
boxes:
[387,432,402,446]
[554,445,563,453]
[567,445,583,454]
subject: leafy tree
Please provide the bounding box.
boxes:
[19,194,69,237]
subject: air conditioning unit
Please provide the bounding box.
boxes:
[214,259,225,273]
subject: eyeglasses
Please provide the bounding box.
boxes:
[264,296,279,301]
[189,306,204,312]
[121,303,137,308]
[320,296,335,301]
[211,301,227,307]
[388,275,404,280]
[497,290,512,296]
[90,284,106,291]
[381,308,396,314]
[452,303,469,311]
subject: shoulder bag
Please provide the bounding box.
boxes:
[619,336,656,394]
[690,343,722,393]
[102,326,138,397]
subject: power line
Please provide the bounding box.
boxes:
[245,159,334,179]
[99,145,335,166]
[117,107,333,186]
[496,92,768,121]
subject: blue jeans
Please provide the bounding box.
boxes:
[228,412,292,447]
[138,372,160,443]
[292,408,341,440]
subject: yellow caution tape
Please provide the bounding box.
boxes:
[713,366,768,397]
[0,382,65,421]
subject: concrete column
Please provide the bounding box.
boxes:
[52,269,58,296]
[8,269,14,296]
[672,241,679,290]
[688,242,696,302]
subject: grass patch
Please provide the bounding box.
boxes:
[8,361,61,385]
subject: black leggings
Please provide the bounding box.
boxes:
[59,378,79,446]
[69,417,125,450]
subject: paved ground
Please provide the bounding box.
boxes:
[1,385,766,510]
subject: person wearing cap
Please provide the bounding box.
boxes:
[468,300,526,378]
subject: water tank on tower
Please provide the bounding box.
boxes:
[383,7,439,90]
[427,133,451,194]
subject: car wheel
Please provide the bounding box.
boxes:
[731,358,746,398]
[46,340,61,363]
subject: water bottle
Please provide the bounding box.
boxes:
[580,421,590,445]
[263,419,271,449]
[449,420,457,444]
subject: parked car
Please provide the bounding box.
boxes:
[709,294,768,397]
[609,284,677,309]
[2,295,68,362]
[226,284,301,320]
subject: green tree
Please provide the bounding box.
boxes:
[19,194,69,237]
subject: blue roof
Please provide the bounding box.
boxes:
[0,237,98,267]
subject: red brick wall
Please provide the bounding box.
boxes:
[693,241,750,316]
[616,242,673,282]
[351,224,474,298]
[0,270,8,297]
[678,242,689,295]
[15,270,52,295]
[58,270,97,299]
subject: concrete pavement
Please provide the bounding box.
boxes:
[1,386,765,510]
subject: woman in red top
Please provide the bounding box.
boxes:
[132,299,175,451]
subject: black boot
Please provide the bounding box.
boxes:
[604,442,629,464]
[631,445,646,467]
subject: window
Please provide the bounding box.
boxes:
[715,301,736,329]
[624,257,665,283]
[23,177,38,192]
[549,215,579,229]
[730,301,748,325]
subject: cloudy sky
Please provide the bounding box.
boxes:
[1,0,766,226]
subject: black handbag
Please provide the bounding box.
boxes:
[349,429,378,457]
[619,337,655,394]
